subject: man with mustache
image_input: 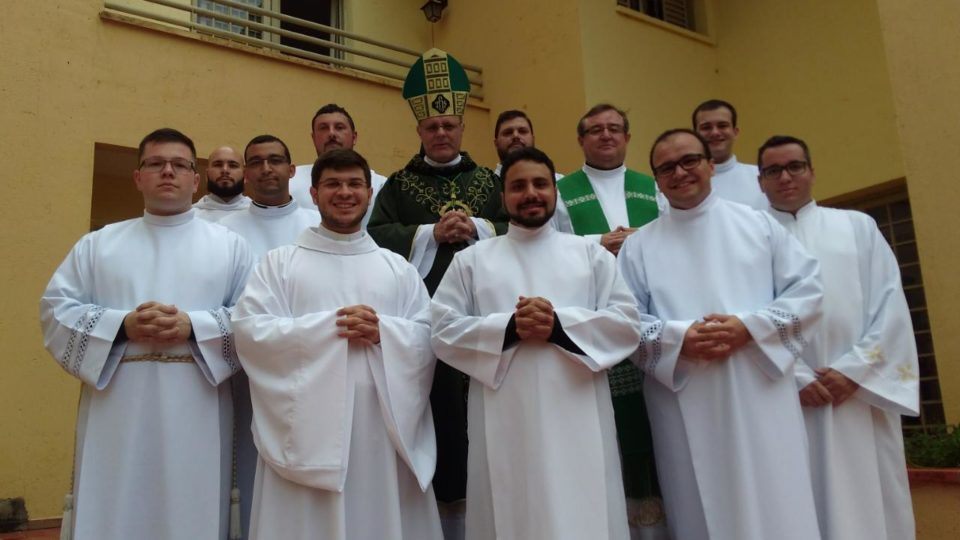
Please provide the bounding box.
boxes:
[692,99,767,209]
[491,109,562,180]
[194,145,250,221]
[554,103,663,534]
[431,146,641,539]
[219,134,319,539]
[288,103,387,228]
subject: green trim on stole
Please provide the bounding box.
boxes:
[557,169,658,235]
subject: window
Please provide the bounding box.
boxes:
[618,0,694,31]
[196,0,263,39]
[829,186,946,431]
[195,1,341,58]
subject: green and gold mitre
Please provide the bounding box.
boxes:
[403,48,470,121]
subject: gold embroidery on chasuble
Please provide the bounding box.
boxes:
[396,168,496,217]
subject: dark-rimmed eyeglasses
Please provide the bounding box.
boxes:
[760,161,809,180]
[653,153,705,179]
[245,155,290,169]
[139,158,195,174]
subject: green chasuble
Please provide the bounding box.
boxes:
[558,167,662,502]
[556,168,658,235]
[368,152,507,503]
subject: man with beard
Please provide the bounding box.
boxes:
[221,135,319,258]
[554,103,663,533]
[431,146,640,539]
[692,99,767,209]
[367,48,507,539]
[219,134,319,539]
[289,103,387,227]
[233,149,443,540]
[491,110,562,180]
[194,145,250,221]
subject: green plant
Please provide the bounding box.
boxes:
[904,425,960,468]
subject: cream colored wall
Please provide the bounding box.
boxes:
[578,0,719,174]
[432,0,588,173]
[875,0,960,424]
[714,0,904,199]
[0,0,433,519]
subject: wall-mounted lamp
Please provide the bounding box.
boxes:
[420,0,448,23]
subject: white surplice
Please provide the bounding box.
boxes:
[220,197,322,540]
[431,224,642,540]
[39,210,253,540]
[232,226,442,540]
[194,193,252,221]
[289,164,387,228]
[220,200,319,259]
[711,155,767,210]
[769,201,919,540]
[618,193,824,540]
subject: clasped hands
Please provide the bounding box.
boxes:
[515,296,554,342]
[600,226,637,256]
[434,210,477,244]
[680,314,751,361]
[123,301,192,344]
[799,368,860,407]
[336,305,381,345]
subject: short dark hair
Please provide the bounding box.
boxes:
[692,99,738,129]
[649,128,712,171]
[311,103,356,132]
[500,146,556,183]
[757,135,813,169]
[494,110,534,138]
[245,134,291,162]
[138,128,196,161]
[311,148,372,188]
[577,103,630,137]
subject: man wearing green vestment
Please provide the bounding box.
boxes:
[555,103,666,532]
[367,48,507,539]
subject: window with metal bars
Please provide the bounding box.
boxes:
[617,0,693,31]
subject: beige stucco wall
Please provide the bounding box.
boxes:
[3,0,957,523]
[0,0,458,519]
[714,0,905,199]
[875,0,960,424]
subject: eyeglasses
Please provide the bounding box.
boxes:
[139,158,195,174]
[245,155,290,169]
[582,124,626,137]
[653,153,705,179]
[760,161,809,180]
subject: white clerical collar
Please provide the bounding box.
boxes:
[714,155,738,174]
[494,163,502,176]
[297,225,377,255]
[668,190,719,221]
[143,208,195,226]
[582,163,626,179]
[316,223,365,242]
[506,221,555,241]
[248,198,300,218]
[424,154,463,168]
[769,199,818,220]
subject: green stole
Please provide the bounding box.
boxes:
[558,167,662,502]
[557,168,658,234]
